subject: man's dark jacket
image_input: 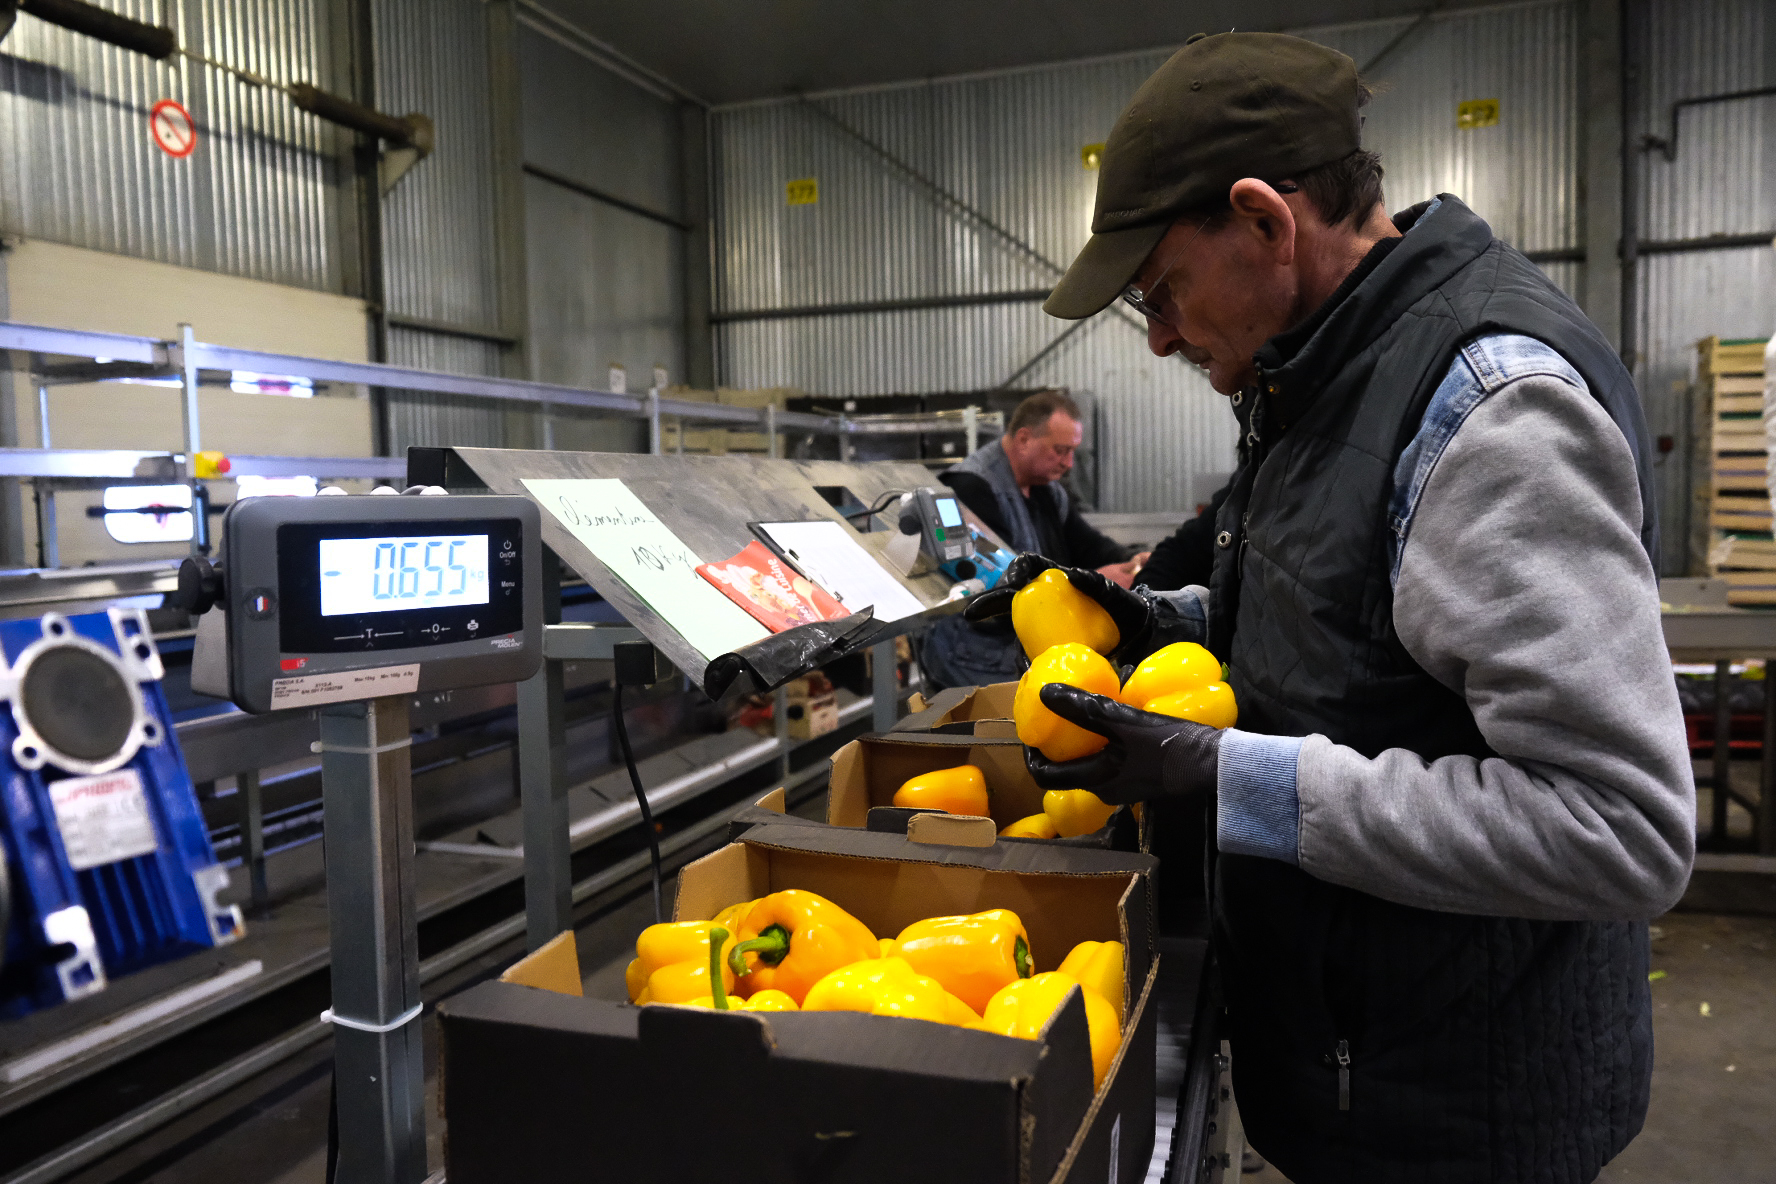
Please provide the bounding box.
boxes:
[1207,196,1657,1184]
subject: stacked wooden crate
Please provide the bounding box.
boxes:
[1702,336,1774,605]
[659,386,797,455]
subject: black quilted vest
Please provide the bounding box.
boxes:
[1208,197,1655,1184]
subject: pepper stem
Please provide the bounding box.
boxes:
[727,924,791,977]
[707,926,730,1010]
[1014,935,1033,979]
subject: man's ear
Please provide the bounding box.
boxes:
[1228,178,1297,266]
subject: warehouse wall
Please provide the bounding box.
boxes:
[375,0,515,454]
[519,21,686,454]
[709,1,1587,515]
[1633,0,1775,575]
[0,0,347,292]
[0,0,689,467]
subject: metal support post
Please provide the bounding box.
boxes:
[963,405,978,457]
[239,768,268,912]
[765,404,781,459]
[177,324,204,559]
[36,380,50,450]
[872,638,897,733]
[518,553,570,949]
[647,388,663,455]
[32,481,57,569]
[318,694,426,1184]
[839,412,852,462]
[1762,675,1776,854]
[1712,659,1732,845]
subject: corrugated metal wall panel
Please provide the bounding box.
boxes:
[1638,0,1773,242]
[711,2,1580,513]
[1309,2,1579,253]
[525,175,684,393]
[383,325,508,455]
[0,0,339,290]
[1634,0,1775,573]
[519,25,682,220]
[374,0,501,334]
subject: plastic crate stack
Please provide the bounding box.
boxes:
[1702,336,1774,605]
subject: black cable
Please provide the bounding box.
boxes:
[324,1070,339,1184]
[838,489,908,526]
[0,840,11,976]
[612,682,664,925]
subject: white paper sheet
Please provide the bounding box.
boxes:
[523,478,770,661]
[755,520,927,622]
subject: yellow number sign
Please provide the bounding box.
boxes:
[1457,99,1500,130]
[1081,143,1105,170]
[786,177,819,206]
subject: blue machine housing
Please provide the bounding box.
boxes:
[0,609,242,1018]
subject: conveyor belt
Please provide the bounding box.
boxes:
[0,719,858,1183]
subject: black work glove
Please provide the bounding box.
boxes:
[1026,683,1221,806]
[963,555,1156,668]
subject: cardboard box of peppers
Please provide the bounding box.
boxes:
[626,891,1127,1089]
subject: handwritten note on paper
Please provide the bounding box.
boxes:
[522,478,769,662]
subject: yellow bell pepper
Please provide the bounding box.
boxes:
[973,971,1122,1090]
[1056,940,1126,1024]
[999,812,1059,839]
[879,937,899,958]
[627,919,738,1004]
[1144,683,1238,728]
[892,764,989,816]
[1118,642,1223,708]
[802,956,981,1026]
[1015,643,1121,761]
[713,898,758,935]
[728,890,880,1004]
[1043,789,1116,838]
[740,989,800,1012]
[891,909,1033,1014]
[682,988,800,1012]
[1011,568,1121,659]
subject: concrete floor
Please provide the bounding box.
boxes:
[1240,910,1776,1184]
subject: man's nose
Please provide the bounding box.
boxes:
[1146,315,1184,359]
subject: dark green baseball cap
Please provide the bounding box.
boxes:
[1045,32,1364,320]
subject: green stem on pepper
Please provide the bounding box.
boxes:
[727,924,791,977]
[1014,935,1033,979]
[707,926,730,1010]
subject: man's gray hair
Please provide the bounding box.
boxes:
[1009,390,1082,436]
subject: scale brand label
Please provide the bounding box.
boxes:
[269,663,420,709]
[50,769,160,871]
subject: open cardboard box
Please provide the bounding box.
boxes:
[894,680,1019,733]
[731,732,1143,851]
[439,823,1160,1184]
[829,730,1141,851]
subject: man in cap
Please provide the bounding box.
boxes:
[971,31,1693,1184]
[922,390,1144,690]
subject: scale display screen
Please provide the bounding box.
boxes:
[275,518,524,656]
[319,534,490,617]
[934,497,963,528]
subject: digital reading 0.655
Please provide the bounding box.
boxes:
[319,534,491,617]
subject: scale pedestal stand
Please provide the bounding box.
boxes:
[319,694,427,1184]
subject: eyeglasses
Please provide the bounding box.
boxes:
[1119,182,1301,322]
[1120,218,1208,322]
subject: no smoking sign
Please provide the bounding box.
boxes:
[149,99,196,158]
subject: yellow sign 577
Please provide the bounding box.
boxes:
[1457,99,1500,129]
[786,177,819,206]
